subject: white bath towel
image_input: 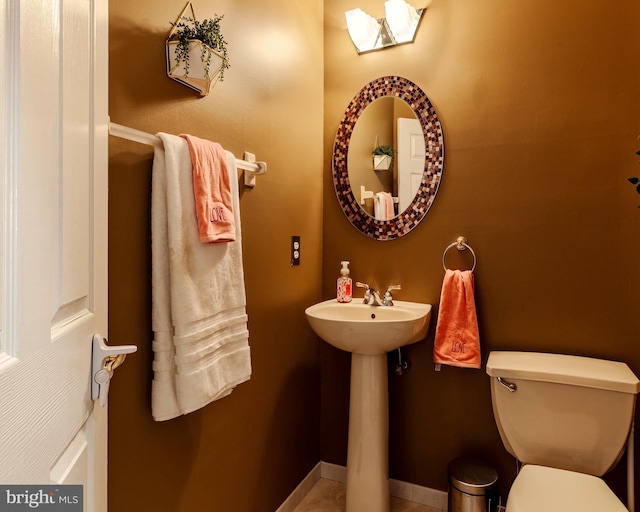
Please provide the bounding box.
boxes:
[374,192,385,220]
[374,192,394,220]
[151,133,251,421]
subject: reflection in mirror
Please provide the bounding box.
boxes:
[347,97,426,219]
[332,76,444,241]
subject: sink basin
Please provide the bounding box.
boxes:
[305,299,432,355]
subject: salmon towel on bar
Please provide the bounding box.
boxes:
[181,134,236,243]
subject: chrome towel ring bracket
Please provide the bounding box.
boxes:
[442,236,477,272]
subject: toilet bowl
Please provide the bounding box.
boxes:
[507,465,627,511]
[486,351,640,512]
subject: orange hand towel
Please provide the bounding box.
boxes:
[433,269,481,369]
[181,134,236,243]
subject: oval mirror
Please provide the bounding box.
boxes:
[332,76,444,241]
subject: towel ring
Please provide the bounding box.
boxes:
[442,236,477,272]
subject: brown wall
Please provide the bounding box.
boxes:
[323,0,640,502]
[108,0,640,508]
[108,1,323,511]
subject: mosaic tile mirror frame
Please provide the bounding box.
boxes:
[332,76,444,241]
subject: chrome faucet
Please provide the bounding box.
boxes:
[356,282,401,306]
[356,282,379,305]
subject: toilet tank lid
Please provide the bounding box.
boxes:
[486,351,640,394]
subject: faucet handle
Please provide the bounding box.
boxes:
[383,285,401,306]
[356,282,373,304]
[384,284,401,295]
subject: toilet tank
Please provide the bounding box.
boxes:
[486,351,640,476]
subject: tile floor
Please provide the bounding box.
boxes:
[292,478,443,512]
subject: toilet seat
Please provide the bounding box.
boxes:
[506,464,628,512]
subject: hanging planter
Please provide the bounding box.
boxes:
[372,144,396,171]
[373,154,393,171]
[166,2,230,96]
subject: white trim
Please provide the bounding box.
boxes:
[0,352,18,372]
[276,461,448,511]
[389,476,448,511]
[2,0,20,359]
[320,461,347,483]
[274,462,321,512]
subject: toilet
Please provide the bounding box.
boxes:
[486,351,640,512]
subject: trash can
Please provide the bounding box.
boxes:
[448,457,499,512]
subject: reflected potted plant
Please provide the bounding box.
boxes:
[166,2,230,96]
[372,144,396,171]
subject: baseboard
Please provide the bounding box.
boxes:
[388,474,448,511]
[274,462,322,512]
[319,461,346,482]
[276,461,448,511]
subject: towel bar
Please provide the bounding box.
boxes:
[108,121,267,186]
[360,185,374,205]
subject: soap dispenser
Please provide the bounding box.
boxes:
[337,261,352,303]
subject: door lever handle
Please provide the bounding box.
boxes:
[91,334,137,406]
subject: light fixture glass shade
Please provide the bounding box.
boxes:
[345,8,382,53]
[384,0,421,43]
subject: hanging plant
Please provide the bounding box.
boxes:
[372,144,397,171]
[627,150,640,207]
[169,14,230,81]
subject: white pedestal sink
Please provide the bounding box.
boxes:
[305,299,432,512]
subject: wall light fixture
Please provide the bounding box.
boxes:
[345,0,424,54]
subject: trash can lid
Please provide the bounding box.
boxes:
[449,457,498,496]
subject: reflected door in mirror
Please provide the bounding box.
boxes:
[397,117,425,213]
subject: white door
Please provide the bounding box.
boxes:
[0,0,109,510]
[397,117,426,213]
